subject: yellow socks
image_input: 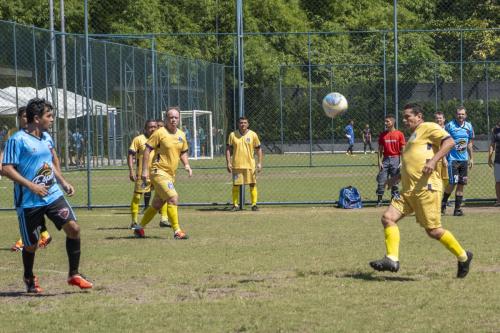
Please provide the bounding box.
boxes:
[250,185,258,206]
[384,225,400,261]
[131,193,141,223]
[167,204,180,232]
[40,230,50,239]
[439,230,467,261]
[140,206,157,228]
[232,186,239,206]
[160,202,168,221]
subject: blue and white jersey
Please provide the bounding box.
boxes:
[445,119,474,161]
[344,124,354,143]
[2,130,63,208]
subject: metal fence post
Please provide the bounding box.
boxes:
[307,33,313,167]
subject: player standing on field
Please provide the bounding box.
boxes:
[133,107,192,239]
[441,106,474,216]
[128,120,169,229]
[369,103,472,278]
[344,120,355,156]
[376,115,405,207]
[2,98,92,293]
[226,116,263,211]
[488,120,500,206]
[434,111,449,197]
[0,107,53,252]
[362,124,374,154]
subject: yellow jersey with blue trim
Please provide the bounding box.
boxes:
[228,129,261,169]
[401,122,450,192]
[146,127,188,178]
[129,134,154,176]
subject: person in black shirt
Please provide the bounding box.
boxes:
[488,120,500,206]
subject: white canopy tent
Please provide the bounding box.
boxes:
[0,86,110,118]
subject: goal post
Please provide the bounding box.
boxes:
[180,110,213,160]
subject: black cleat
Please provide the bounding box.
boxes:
[251,205,259,211]
[457,251,473,278]
[376,201,383,208]
[230,205,240,212]
[453,209,464,216]
[129,222,139,230]
[159,220,171,228]
[369,256,400,273]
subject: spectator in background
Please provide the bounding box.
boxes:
[344,120,355,156]
[362,124,374,154]
[198,127,207,157]
[183,125,193,157]
[71,128,84,167]
[488,120,500,206]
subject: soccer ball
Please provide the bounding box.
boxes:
[322,92,348,118]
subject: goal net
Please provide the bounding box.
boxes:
[180,110,213,160]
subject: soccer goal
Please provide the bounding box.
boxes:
[180,110,213,160]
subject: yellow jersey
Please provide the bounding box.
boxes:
[129,134,154,176]
[146,127,188,178]
[401,122,450,192]
[228,129,261,169]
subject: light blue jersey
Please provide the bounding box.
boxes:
[445,119,474,161]
[344,124,354,144]
[2,130,63,208]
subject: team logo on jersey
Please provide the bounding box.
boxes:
[31,162,54,188]
[246,137,251,143]
[178,136,183,143]
[455,138,467,151]
[167,181,175,190]
[58,207,70,220]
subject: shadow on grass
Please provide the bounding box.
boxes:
[0,248,15,252]
[341,272,417,282]
[104,235,163,240]
[0,290,88,297]
[96,227,130,230]
[196,207,233,212]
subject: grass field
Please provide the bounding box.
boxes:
[0,206,499,332]
[0,152,497,208]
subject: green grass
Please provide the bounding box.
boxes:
[0,152,496,208]
[0,206,499,332]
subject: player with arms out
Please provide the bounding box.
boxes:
[2,98,92,293]
[441,106,474,216]
[369,103,472,278]
[226,116,263,211]
[133,107,192,239]
[128,120,169,229]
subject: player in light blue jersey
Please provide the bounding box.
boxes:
[441,106,474,216]
[2,98,93,293]
[344,120,355,156]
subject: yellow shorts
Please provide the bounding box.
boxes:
[134,178,151,193]
[151,173,177,200]
[391,190,442,229]
[232,168,256,185]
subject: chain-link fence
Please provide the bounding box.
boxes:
[0,0,499,208]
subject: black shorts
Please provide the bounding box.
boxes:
[448,160,468,185]
[16,196,77,247]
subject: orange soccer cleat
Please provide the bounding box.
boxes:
[67,274,93,289]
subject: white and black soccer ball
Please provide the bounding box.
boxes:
[322,92,348,118]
